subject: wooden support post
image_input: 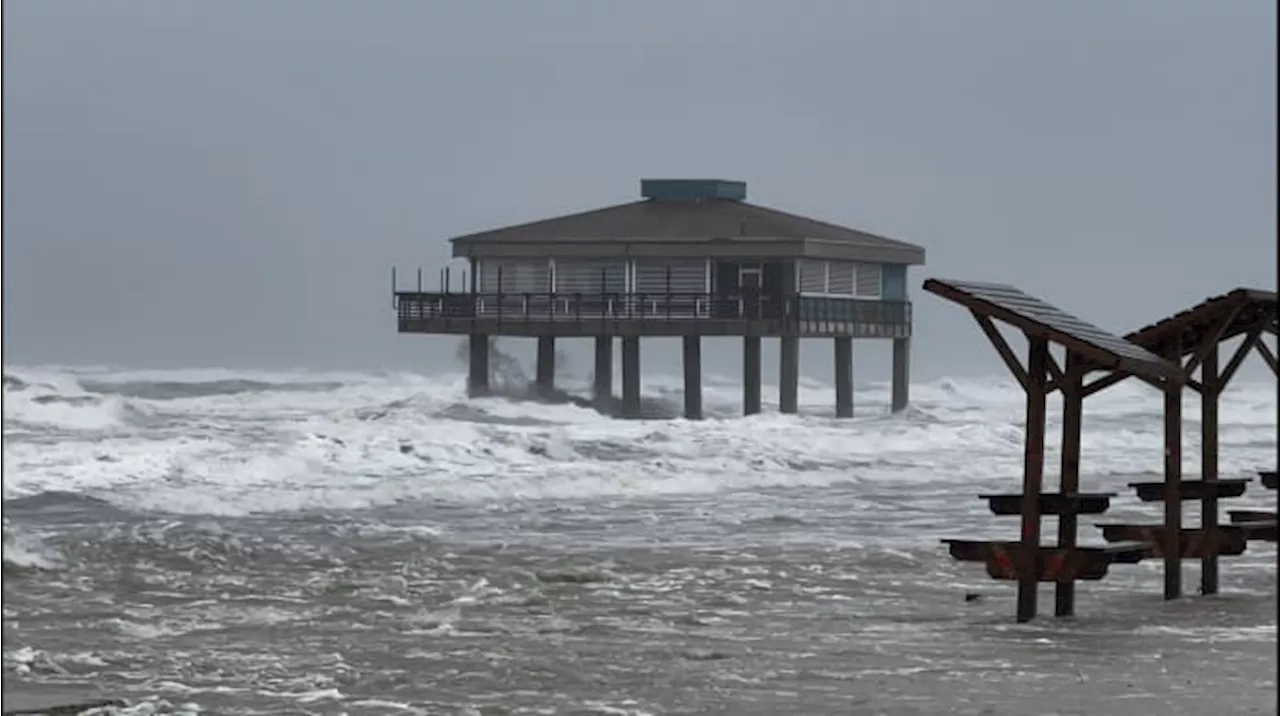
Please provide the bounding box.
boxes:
[621,336,642,418]
[682,335,703,420]
[593,336,613,402]
[1163,342,1183,601]
[1018,336,1050,623]
[467,333,491,398]
[1200,342,1220,595]
[535,336,556,394]
[779,336,800,414]
[891,337,911,412]
[743,336,762,416]
[1055,358,1084,617]
[834,337,854,418]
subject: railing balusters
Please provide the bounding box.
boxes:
[390,290,909,336]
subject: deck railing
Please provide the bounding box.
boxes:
[394,291,910,326]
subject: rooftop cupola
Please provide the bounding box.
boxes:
[639,178,747,202]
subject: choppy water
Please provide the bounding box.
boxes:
[2,362,1276,715]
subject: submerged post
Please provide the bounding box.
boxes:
[593,336,614,402]
[683,335,703,420]
[834,337,853,418]
[891,337,911,412]
[1201,342,1220,595]
[1162,351,1183,601]
[535,336,556,394]
[621,336,641,418]
[1055,357,1085,617]
[743,336,762,415]
[1017,335,1050,623]
[779,336,800,414]
[468,334,491,398]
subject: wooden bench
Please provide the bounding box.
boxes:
[1127,478,1249,502]
[940,539,1151,581]
[977,492,1115,516]
[1231,520,1278,542]
[1228,509,1278,523]
[1095,523,1248,558]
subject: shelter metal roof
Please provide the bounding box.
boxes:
[1123,288,1278,357]
[923,278,1182,383]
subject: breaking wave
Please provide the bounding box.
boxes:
[3,349,1276,518]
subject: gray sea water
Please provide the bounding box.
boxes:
[2,365,1276,715]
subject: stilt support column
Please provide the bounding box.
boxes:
[779,336,799,414]
[593,336,613,402]
[468,333,490,398]
[891,337,911,413]
[535,336,556,394]
[834,337,853,418]
[683,336,703,420]
[621,336,641,418]
[743,336,762,415]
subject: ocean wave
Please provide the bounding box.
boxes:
[77,378,347,401]
[2,363,1275,517]
[2,520,62,572]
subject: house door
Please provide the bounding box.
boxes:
[739,266,762,319]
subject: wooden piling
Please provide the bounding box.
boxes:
[1200,342,1220,594]
[1055,359,1085,617]
[1017,336,1049,623]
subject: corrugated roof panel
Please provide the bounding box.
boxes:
[1124,288,1278,355]
[923,278,1180,381]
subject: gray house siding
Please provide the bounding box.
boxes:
[477,259,550,293]
[796,259,885,299]
[855,263,882,298]
[554,259,627,294]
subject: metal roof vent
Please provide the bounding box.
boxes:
[640,178,747,202]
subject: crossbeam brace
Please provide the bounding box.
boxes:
[973,311,1029,390]
[1183,305,1241,377]
[1219,319,1268,387]
[1254,336,1278,376]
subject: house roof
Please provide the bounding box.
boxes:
[449,198,927,265]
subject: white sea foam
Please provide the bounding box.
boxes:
[2,364,1275,517]
[1,520,62,570]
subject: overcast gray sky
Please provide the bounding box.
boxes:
[3,1,1275,384]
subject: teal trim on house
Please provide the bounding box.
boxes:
[797,296,910,324]
[881,264,908,301]
[640,179,747,201]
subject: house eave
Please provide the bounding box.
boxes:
[453,236,925,264]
